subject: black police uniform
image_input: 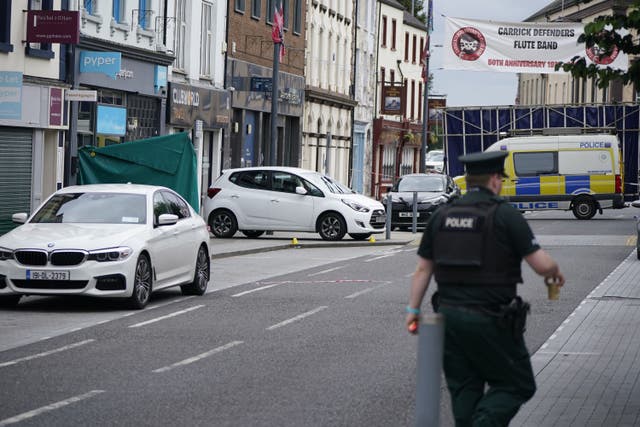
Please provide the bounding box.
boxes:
[417,151,540,426]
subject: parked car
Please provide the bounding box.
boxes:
[385,173,460,229]
[0,184,210,309]
[425,149,445,173]
[203,167,386,241]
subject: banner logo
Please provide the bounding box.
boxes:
[452,27,486,61]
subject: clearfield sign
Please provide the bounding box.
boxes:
[26,11,80,44]
[443,17,628,74]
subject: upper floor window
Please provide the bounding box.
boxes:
[200,2,214,76]
[84,0,94,15]
[283,0,289,29]
[175,0,187,70]
[251,0,261,19]
[0,0,12,53]
[293,0,301,34]
[235,0,245,13]
[391,19,396,50]
[412,34,417,63]
[381,16,387,47]
[138,0,150,29]
[113,0,124,23]
[404,32,409,61]
[27,0,54,59]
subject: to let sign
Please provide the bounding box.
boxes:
[26,11,80,44]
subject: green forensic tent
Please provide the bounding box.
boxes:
[78,133,199,210]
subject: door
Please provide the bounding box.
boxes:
[0,128,32,235]
[160,190,198,283]
[266,171,315,229]
[352,131,365,193]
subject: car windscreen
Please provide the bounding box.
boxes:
[30,193,147,224]
[318,175,355,194]
[396,176,444,192]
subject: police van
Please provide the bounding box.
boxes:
[454,133,625,219]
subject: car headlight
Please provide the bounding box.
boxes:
[88,247,132,262]
[0,247,13,261]
[341,199,370,213]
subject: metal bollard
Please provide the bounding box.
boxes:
[415,314,444,427]
[412,191,418,234]
[385,192,392,240]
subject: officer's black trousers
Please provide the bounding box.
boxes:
[440,307,536,427]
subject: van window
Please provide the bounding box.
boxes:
[559,150,612,175]
[513,152,557,176]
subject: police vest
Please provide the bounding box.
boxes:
[433,199,522,286]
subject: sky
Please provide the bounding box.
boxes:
[430,0,554,107]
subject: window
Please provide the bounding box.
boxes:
[251,0,261,18]
[420,37,424,59]
[283,0,289,28]
[200,2,213,76]
[411,80,415,119]
[113,0,123,23]
[175,0,187,70]
[404,33,409,61]
[412,34,417,63]
[231,170,271,190]
[161,191,191,219]
[418,81,423,119]
[513,152,557,176]
[380,67,385,85]
[293,0,301,33]
[0,0,12,53]
[381,15,387,47]
[390,69,395,85]
[235,0,245,13]
[267,0,275,23]
[391,19,396,50]
[27,0,54,59]
[138,0,148,28]
[84,0,94,15]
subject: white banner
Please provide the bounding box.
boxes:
[442,17,628,74]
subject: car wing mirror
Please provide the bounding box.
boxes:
[295,186,308,195]
[157,213,179,226]
[12,213,28,224]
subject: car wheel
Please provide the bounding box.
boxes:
[181,245,209,296]
[241,230,265,238]
[572,196,596,220]
[0,295,21,308]
[128,254,152,309]
[318,213,347,241]
[209,209,238,238]
[348,233,371,241]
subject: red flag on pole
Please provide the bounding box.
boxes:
[271,3,285,62]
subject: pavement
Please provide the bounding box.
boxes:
[207,230,640,426]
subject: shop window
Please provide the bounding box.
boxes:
[126,94,160,141]
[0,0,12,53]
[27,0,54,59]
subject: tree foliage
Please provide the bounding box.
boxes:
[556,0,640,88]
[397,0,427,25]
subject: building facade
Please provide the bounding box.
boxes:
[371,0,428,198]
[520,0,635,106]
[302,0,356,185]
[165,0,229,211]
[0,0,69,234]
[226,0,306,169]
[352,0,378,195]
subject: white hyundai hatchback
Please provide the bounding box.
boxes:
[203,167,386,241]
[0,184,210,309]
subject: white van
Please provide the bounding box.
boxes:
[455,134,625,219]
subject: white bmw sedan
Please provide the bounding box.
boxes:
[203,167,386,241]
[0,184,211,309]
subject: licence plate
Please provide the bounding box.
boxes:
[399,212,420,218]
[26,270,70,280]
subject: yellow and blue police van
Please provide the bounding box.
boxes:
[454,134,625,219]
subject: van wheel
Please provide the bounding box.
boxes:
[572,197,597,220]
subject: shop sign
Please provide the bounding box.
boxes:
[168,83,230,129]
[0,71,22,120]
[80,51,122,79]
[66,90,97,102]
[381,84,404,115]
[96,105,127,136]
[26,10,80,44]
[49,87,63,126]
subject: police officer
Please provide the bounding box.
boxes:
[405,150,565,426]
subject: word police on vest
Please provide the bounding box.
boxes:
[444,216,476,229]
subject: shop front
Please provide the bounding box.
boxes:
[167,82,230,210]
[227,59,304,168]
[0,73,67,234]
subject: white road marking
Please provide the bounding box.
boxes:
[364,254,396,262]
[308,266,344,277]
[152,341,244,373]
[0,390,105,426]
[537,351,600,356]
[344,287,376,299]
[128,305,204,328]
[0,339,95,368]
[266,306,328,331]
[232,283,283,297]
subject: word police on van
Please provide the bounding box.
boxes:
[454,134,625,219]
